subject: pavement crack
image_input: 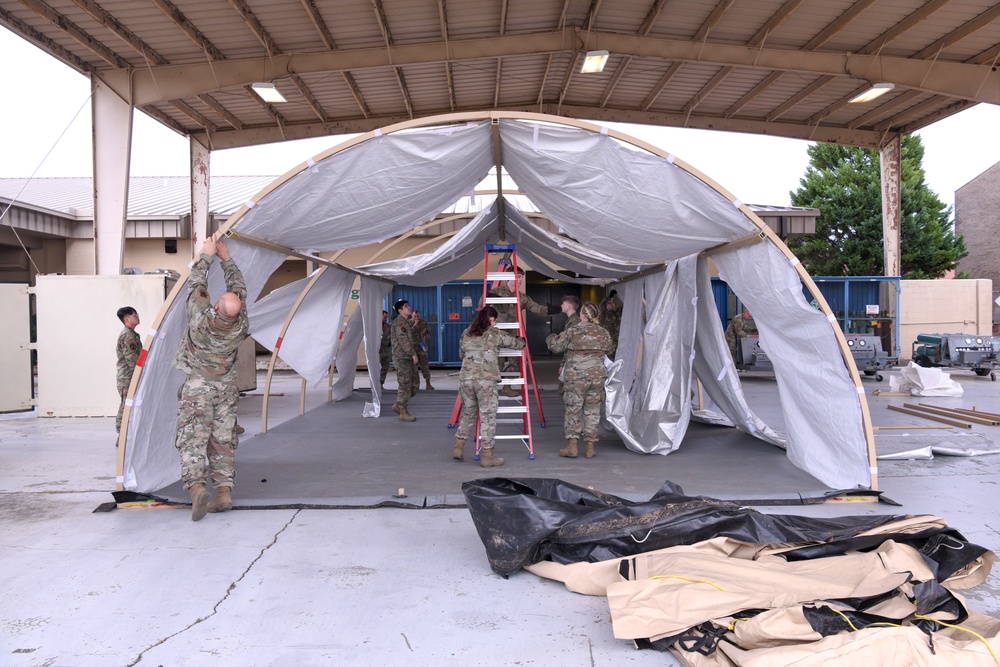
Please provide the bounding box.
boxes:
[127,510,301,666]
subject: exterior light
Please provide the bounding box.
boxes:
[251,82,287,104]
[580,50,609,74]
[848,82,895,104]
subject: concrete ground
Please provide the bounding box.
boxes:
[2,362,1000,666]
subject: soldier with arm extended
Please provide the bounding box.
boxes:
[115,306,141,441]
[173,236,249,521]
[488,268,557,396]
[725,309,755,361]
[599,289,623,358]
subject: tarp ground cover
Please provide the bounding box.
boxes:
[463,477,998,665]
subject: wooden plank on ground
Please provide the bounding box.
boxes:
[887,405,972,428]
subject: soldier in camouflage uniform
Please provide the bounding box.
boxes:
[115,306,142,439]
[556,295,581,396]
[599,289,623,358]
[379,310,392,389]
[454,305,526,467]
[173,237,249,521]
[546,302,614,459]
[390,299,418,422]
[411,309,434,390]
[725,310,756,361]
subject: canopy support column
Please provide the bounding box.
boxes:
[190,139,211,257]
[880,135,901,277]
[91,77,133,276]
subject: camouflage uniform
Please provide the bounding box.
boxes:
[379,319,392,385]
[115,326,142,433]
[390,314,417,410]
[173,254,249,491]
[457,326,525,449]
[546,322,614,442]
[725,314,756,360]
[556,312,581,395]
[598,293,623,358]
[489,281,548,323]
[411,317,433,386]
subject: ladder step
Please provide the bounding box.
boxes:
[486,272,516,281]
[498,406,528,414]
[496,418,526,425]
[498,348,523,357]
[495,434,529,440]
[485,296,519,304]
[495,322,520,329]
[498,378,524,386]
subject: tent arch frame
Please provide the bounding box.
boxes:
[116,110,877,492]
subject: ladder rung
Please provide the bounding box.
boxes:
[495,322,520,329]
[495,435,529,440]
[498,349,523,357]
[486,272,516,281]
[485,296,519,304]
[497,406,528,414]
[498,379,524,386]
[496,418,526,425]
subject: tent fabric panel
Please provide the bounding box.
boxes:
[499,119,757,262]
[248,267,356,385]
[690,257,785,447]
[331,278,394,409]
[123,242,288,492]
[714,241,870,489]
[233,122,495,251]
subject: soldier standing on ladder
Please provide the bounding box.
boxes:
[487,266,556,396]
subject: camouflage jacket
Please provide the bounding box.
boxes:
[174,254,249,382]
[565,313,581,331]
[459,326,525,381]
[546,321,613,378]
[379,321,392,355]
[599,294,623,341]
[390,314,416,360]
[725,315,756,346]
[489,282,548,323]
[116,326,142,387]
[411,318,431,350]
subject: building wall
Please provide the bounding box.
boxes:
[65,239,95,275]
[123,238,193,275]
[899,279,993,360]
[955,161,1000,332]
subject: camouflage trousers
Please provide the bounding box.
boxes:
[175,375,239,490]
[416,347,431,382]
[116,380,129,434]
[456,379,499,449]
[394,357,417,409]
[562,377,606,441]
[379,350,391,384]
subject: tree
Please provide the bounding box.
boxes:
[787,135,966,278]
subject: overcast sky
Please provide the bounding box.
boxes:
[2,27,999,212]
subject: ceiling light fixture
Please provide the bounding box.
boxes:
[251,82,287,104]
[580,50,609,74]
[848,82,895,104]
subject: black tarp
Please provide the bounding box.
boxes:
[462,478,988,578]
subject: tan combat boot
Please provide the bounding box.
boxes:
[399,407,416,422]
[559,438,579,458]
[479,446,505,468]
[208,486,233,513]
[453,438,466,461]
[392,402,401,414]
[584,439,598,459]
[189,483,210,522]
[426,379,435,390]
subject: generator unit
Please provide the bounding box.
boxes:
[845,333,894,382]
[912,333,999,381]
[735,335,773,372]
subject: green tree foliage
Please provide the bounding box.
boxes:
[788,135,966,278]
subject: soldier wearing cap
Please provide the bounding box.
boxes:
[411,309,435,390]
[390,299,418,422]
[115,306,141,440]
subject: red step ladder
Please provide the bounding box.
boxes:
[448,244,544,459]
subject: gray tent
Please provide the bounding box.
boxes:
[118,112,876,495]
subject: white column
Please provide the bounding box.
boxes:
[91,77,133,276]
[879,135,901,277]
[190,138,211,258]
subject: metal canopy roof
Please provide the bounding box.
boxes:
[2,0,998,152]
